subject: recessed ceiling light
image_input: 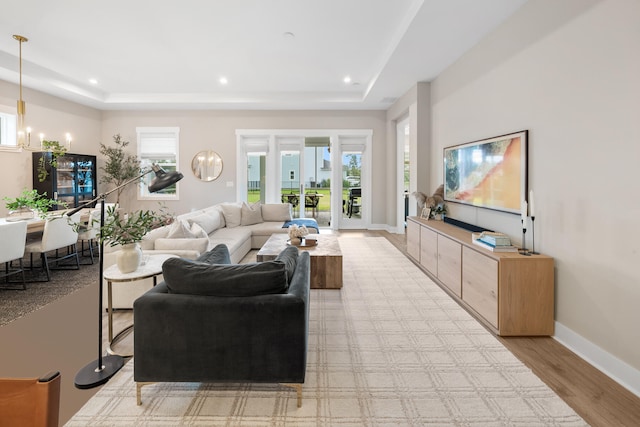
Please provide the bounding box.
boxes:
[89,78,98,85]
[343,76,352,84]
[219,77,228,85]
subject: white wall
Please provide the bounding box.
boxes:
[100,110,387,222]
[0,81,102,216]
[429,0,640,390]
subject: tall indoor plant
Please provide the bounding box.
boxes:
[99,134,141,205]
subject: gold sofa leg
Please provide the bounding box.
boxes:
[136,382,155,405]
[280,383,302,408]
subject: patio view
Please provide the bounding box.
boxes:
[247,148,362,228]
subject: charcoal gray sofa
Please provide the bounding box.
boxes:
[133,244,310,407]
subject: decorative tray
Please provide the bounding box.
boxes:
[287,238,318,247]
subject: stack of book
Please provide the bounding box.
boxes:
[471,232,518,252]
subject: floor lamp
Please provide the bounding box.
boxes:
[67,164,183,389]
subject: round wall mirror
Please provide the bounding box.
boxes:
[191,150,223,182]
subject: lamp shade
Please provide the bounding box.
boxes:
[148,164,184,193]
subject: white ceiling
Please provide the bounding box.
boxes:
[0,0,527,111]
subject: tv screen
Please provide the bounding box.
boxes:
[444,130,527,214]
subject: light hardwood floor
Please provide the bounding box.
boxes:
[377,228,640,427]
[90,229,640,426]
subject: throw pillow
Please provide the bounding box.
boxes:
[261,203,292,222]
[220,203,242,228]
[187,212,219,235]
[155,237,208,254]
[196,243,231,264]
[240,202,263,226]
[166,219,198,238]
[275,245,298,284]
[163,257,288,297]
[140,224,170,250]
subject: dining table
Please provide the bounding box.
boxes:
[0,208,93,234]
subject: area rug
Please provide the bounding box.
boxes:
[66,236,587,426]
[0,258,98,326]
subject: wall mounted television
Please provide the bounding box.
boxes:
[444,130,528,215]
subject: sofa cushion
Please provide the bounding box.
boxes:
[261,203,292,222]
[275,245,298,284]
[162,257,288,297]
[240,202,263,226]
[196,243,232,264]
[155,237,209,254]
[220,203,242,228]
[166,219,205,239]
[187,212,221,235]
[139,225,168,250]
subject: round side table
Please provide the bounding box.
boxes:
[103,253,177,357]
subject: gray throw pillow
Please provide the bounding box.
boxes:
[196,243,231,264]
[275,245,298,284]
[163,257,288,297]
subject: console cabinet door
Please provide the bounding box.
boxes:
[406,219,421,261]
[437,235,461,297]
[462,247,498,328]
[419,226,438,274]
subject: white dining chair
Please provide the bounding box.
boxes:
[0,221,28,290]
[24,212,81,281]
[77,209,100,264]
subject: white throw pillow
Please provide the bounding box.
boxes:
[155,237,208,254]
[166,219,198,238]
[220,203,242,228]
[241,202,263,226]
[140,224,170,250]
[188,213,219,235]
[261,203,292,222]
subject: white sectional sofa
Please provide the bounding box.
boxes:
[104,202,317,308]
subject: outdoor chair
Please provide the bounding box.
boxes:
[305,192,320,217]
[0,220,28,290]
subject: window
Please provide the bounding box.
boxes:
[136,127,180,200]
[0,111,17,149]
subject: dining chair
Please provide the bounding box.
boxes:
[24,212,81,282]
[0,220,28,290]
[77,209,100,264]
[0,371,61,427]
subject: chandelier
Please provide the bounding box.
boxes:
[12,34,71,151]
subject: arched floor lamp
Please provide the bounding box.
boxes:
[67,164,183,389]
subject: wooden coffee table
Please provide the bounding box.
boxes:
[257,233,342,289]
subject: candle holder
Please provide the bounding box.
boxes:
[530,216,539,254]
[519,220,530,256]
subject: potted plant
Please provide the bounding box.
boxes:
[3,189,62,220]
[99,134,141,205]
[431,203,448,220]
[100,205,174,273]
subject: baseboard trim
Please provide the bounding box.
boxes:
[554,321,640,397]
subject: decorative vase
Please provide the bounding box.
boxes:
[6,206,35,222]
[116,243,143,273]
[290,237,301,245]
